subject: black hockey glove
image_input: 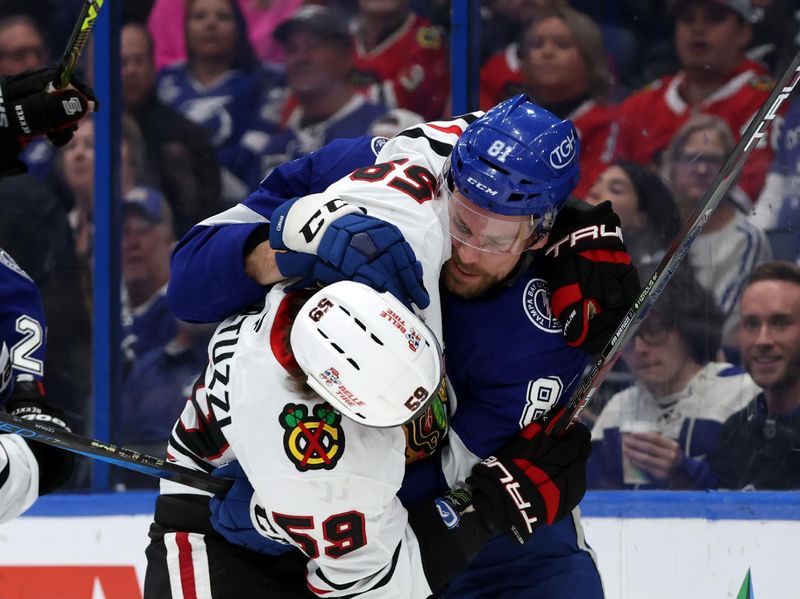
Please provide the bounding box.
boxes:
[466,419,591,544]
[3,381,75,494]
[0,66,97,176]
[540,198,641,355]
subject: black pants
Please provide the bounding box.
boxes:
[144,494,315,598]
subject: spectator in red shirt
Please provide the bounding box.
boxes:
[479,0,566,110]
[352,0,449,120]
[610,0,777,202]
[519,6,615,199]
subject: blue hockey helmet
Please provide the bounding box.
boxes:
[449,94,581,225]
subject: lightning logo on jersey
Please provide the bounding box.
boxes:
[280,403,346,471]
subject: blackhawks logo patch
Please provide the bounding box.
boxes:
[404,377,449,464]
[280,403,345,471]
[416,26,441,50]
[749,74,774,92]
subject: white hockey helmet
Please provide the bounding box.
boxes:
[290,281,443,428]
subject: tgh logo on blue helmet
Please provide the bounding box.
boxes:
[550,128,578,170]
[450,95,581,226]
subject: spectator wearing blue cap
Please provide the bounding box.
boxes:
[116,186,217,489]
[115,187,213,488]
[121,186,178,369]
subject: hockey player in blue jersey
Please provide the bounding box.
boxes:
[0,250,77,523]
[0,66,94,521]
[167,95,640,597]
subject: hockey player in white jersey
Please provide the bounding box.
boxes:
[148,281,443,596]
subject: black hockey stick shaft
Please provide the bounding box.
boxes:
[549,50,800,438]
[54,0,105,89]
[0,410,233,494]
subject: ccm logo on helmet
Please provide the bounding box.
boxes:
[482,455,539,535]
[549,131,577,170]
[466,176,499,196]
[544,224,623,258]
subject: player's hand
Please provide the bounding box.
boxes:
[0,66,97,176]
[269,193,430,308]
[1,66,97,140]
[209,461,295,556]
[541,198,640,355]
[3,381,75,494]
[466,419,591,544]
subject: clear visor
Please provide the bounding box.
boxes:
[443,185,542,254]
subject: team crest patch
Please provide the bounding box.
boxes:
[279,403,345,472]
[404,377,449,464]
[416,26,441,49]
[371,136,388,156]
[522,278,562,333]
[750,75,774,92]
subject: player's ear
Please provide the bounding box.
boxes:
[530,232,549,251]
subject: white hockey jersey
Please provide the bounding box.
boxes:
[165,283,433,598]
[588,362,761,489]
[0,434,38,524]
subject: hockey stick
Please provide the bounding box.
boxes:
[549,50,800,438]
[0,410,232,494]
[53,0,105,89]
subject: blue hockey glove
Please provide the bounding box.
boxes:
[269,194,430,309]
[209,461,295,556]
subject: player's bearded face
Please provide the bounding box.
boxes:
[442,192,544,298]
[443,246,519,298]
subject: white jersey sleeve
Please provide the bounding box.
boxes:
[0,434,38,524]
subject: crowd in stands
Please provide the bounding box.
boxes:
[1,0,799,491]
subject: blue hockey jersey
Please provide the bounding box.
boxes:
[0,250,46,401]
[168,131,602,598]
[238,95,388,188]
[156,62,285,185]
[750,99,800,260]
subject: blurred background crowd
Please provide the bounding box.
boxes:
[1,0,799,491]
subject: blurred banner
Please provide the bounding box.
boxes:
[0,491,798,599]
